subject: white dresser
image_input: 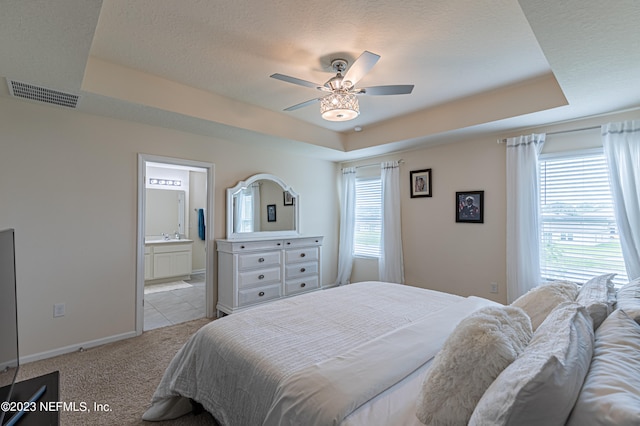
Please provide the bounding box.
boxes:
[216,236,323,316]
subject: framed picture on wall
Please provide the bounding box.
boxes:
[283,191,294,206]
[410,169,432,198]
[456,191,484,223]
[267,204,277,222]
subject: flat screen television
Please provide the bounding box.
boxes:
[0,228,19,425]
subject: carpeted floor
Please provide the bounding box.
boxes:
[16,318,217,425]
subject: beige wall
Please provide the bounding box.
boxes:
[3,92,638,361]
[0,97,339,360]
[344,137,507,303]
[401,137,506,301]
[344,108,640,304]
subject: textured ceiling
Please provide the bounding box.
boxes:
[90,0,550,126]
[1,0,639,160]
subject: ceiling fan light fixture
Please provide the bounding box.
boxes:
[320,91,359,121]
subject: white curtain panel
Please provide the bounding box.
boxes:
[603,120,640,280]
[379,161,405,284]
[506,133,545,303]
[334,167,357,286]
[234,191,243,233]
[251,183,261,232]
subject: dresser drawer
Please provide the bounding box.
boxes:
[285,276,319,296]
[238,251,281,270]
[285,261,318,279]
[220,239,284,252]
[238,283,281,307]
[285,247,319,264]
[238,267,281,287]
[283,237,322,248]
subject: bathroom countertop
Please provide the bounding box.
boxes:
[145,238,194,245]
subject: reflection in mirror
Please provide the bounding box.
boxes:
[145,189,185,237]
[233,183,259,233]
[232,180,294,233]
[226,174,299,240]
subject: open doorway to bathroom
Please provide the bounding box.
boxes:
[136,154,215,334]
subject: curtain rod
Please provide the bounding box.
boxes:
[497,125,601,144]
[354,159,405,169]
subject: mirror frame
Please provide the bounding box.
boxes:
[226,173,300,240]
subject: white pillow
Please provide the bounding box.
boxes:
[511,281,578,331]
[615,277,640,322]
[416,306,532,426]
[576,273,617,329]
[567,309,640,425]
[469,302,593,426]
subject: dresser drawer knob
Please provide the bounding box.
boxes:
[300,283,306,288]
[258,274,265,280]
[259,291,265,297]
[300,253,306,258]
[258,257,265,263]
[300,268,306,273]
[240,245,245,249]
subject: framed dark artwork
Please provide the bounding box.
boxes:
[267,204,277,222]
[410,169,432,198]
[283,191,294,206]
[456,191,484,223]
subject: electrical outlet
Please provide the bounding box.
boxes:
[490,282,498,294]
[54,303,65,318]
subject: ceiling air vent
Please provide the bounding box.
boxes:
[7,79,80,108]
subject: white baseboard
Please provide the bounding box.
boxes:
[20,330,137,364]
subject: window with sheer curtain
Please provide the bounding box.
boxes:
[539,149,628,285]
[238,192,254,232]
[354,177,381,257]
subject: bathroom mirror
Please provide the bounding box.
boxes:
[145,189,185,238]
[226,173,299,240]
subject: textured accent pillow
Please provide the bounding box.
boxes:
[567,309,640,425]
[416,306,532,426]
[511,281,578,331]
[469,302,593,426]
[615,277,640,322]
[576,273,617,329]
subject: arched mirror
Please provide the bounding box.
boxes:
[226,173,299,240]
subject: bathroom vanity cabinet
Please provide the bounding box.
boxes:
[216,236,323,316]
[144,240,193,283]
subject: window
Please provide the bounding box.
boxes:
[539,149,628,285]
[236,190,254,233]
[354,177,381,257]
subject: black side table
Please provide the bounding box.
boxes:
[0,371,59,426]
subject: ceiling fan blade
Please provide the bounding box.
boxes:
[270,73,327,91]
[342,51,380,87]
[358,85,414,96]
[283,97,321,111]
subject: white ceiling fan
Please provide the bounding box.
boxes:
[270,51,414,122]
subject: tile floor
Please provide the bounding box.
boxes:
[143,273,206,331]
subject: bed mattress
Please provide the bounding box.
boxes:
[143,281,498,425]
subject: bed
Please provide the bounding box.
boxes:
[142,281,499,425]
[145,276,640,425]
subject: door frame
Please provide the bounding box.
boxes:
[136,153,215,334]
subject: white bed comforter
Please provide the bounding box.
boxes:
[143,281,498,425]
